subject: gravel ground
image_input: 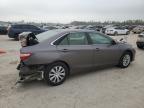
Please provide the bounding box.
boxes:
[0,34,144,108]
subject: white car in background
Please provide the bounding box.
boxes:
[105,27,130,36]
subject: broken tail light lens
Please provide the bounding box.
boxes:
[20,53,32,61]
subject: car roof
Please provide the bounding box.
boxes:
[36,29,102,43]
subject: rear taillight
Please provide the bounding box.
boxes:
[20,53,32,61]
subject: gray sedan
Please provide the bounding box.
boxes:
[19,29,136,86]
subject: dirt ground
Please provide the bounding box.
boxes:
[0,34,144,108]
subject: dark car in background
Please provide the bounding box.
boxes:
[19,29,135,86]
[0,26,7,34]
[86,25,103,32]
[136,32,144,49]
[7,24,45,40]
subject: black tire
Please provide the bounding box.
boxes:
[118,52,131,68]
[44,62,69,86]
[114,31,118,36]
[137,44,143,49]
[14,34,19,41]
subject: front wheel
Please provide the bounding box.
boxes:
[44,62,69,86]
[118,52,131,68]
[137,44,143,49]
[114,31,118,36]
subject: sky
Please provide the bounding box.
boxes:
[0,0,144,23]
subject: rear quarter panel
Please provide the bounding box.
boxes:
[21,45,60,65]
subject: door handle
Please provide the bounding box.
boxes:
[95,48,100,51]
[60,49,69,52]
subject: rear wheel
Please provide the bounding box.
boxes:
[118,52,131,68]
[44,62,69,86]
[114,31,118,36]
[137,44,143,49]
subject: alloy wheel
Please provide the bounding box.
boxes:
[122,54,131,67]
[49,66,66,83]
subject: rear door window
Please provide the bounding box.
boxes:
[69,33,88,45]
[59,36,69,45]
[58,32,88,45]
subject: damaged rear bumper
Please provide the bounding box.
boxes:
[17,62,45,83]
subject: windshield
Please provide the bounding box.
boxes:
[36,30,63,42]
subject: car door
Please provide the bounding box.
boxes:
[88,32,121,67]
[115,27,122,34]
[20,25,32,33]
[21,25,29,32]
[119,27,126,34]
[56,32,93,72]
[120,27,127,34]
[14,25,22,34]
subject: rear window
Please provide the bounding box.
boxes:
[36,30,63,42]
